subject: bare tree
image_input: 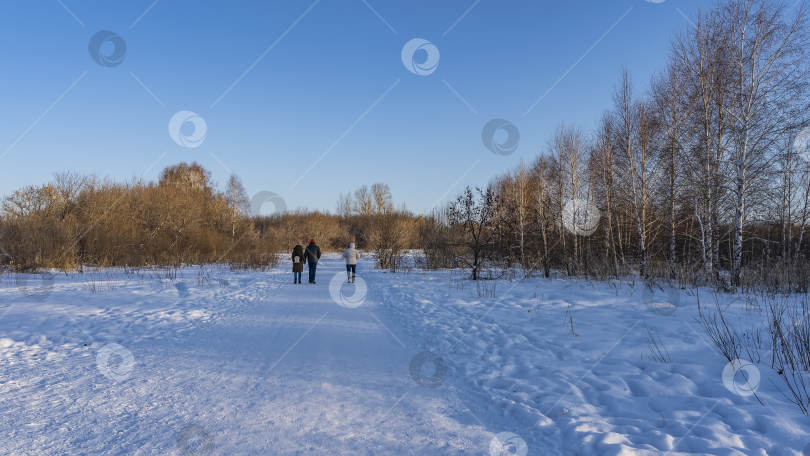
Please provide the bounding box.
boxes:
[52,171,87,221]
[548,124,590,273]
[534,157,554,277]
[614,69,664,278]
[447,186,499,280]
[336,192,353,218]
[674,10,730,283]
[721,0,809,286]
[371,183,394,214]
[592,113,621,274]
[495,159,532,269]
[653,62,689,278]
[225,175,250,238]
[352,185,374,216]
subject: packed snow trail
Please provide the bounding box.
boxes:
[203,258,494,454]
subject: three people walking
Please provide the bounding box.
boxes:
[290,240,360,285]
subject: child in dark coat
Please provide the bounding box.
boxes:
[291,244,304,284]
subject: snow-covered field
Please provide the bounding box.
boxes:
[1,255,808,455]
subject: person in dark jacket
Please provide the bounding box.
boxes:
[303,239,322,284]
[291,244,304,284]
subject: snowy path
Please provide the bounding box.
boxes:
[1,257,809,455]
[196,259,491,454]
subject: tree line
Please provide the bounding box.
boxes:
[0,164,421,272]
[429,0,810,290]
[0,164,276,270]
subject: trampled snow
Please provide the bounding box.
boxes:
[1,256,808,455]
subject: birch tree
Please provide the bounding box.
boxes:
[721,0,809,286]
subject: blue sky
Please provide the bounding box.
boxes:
[0,0,706,214]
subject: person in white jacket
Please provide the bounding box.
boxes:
[342,242,360,283]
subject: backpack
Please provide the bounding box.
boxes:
[292,245,304,263]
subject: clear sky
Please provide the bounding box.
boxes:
[0,0,707,215]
